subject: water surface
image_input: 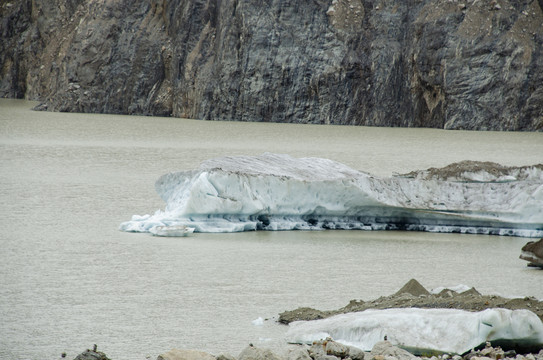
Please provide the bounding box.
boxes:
[1,99,542,360]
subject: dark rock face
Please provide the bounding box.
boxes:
[1,0,542,130]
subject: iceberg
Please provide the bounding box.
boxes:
[119,153,543,236]
[285,308,543,355]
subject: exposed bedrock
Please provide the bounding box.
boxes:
[1,0,542,130]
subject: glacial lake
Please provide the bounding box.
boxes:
[1,99,542,360]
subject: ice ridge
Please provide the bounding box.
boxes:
[119,153,543,236]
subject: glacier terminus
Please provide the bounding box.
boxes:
[120,153,543,237]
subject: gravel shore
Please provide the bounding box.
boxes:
[278,279,543,324]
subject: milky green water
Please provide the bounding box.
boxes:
[1,99,542,360]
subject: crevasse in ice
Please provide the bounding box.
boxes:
[119,153,543,236]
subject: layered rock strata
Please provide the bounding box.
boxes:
[1,0,543,130]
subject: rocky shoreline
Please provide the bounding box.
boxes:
[72,340,543,360]
[69,279,543,360]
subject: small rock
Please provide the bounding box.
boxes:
[309,343,326,358]
[371,341,416,360]
[481,347,493,356]
[157,350,216,360]
[73,348,111,360]
[238,346,283,360]
[491,348,505,360]
[346,346,366,360]
[326,341,348,358]
[216,354,237,360]
[312,351,340,360]
[287,347,311,360]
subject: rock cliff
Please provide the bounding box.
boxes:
[1,0,542,130]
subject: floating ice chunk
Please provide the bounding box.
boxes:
[131,214,151,221]
[285,308,543,355]
[252,317,264,326]
[119,153,543,236]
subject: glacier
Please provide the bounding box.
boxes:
[285,308,543,355]
[119,153,543,236]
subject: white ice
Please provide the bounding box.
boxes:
[285,308,543,355]
[119,153,543,236]
[149,225,195,237]
[252,317,264,326]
